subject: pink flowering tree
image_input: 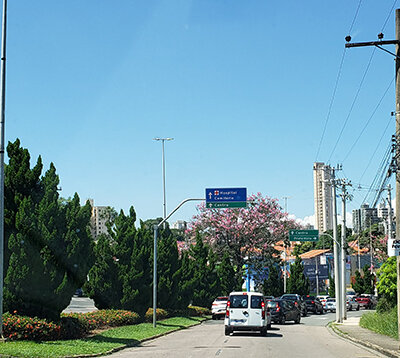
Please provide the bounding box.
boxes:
[186,193,301,281]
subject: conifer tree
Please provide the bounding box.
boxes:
[328,274,335,297]
[287,255,309,296]
[157,232,181,310]
[4,140,94,320]
[189,234,219,307]
[217,251,238,295]
[262,264,283,297]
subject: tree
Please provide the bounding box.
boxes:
[352,266,374,295]
[262,264,283,297]
[362,265,374,295]
[86,208,153,317]
[4,140,94,320]
[352,270,364,294]
[157,231,182,310]
[217,251,238,296]
[187,193,299,284]
[189,233,219,308]
[287,255,309,296]
[376,257,396,306]
[328,274,335,297]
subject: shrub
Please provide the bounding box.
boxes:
[376,297,395,314]
[187,305,211,316]
[144,308,169,322]
[62,310,140,331]
[3,309,140,341]
[2,312,61,341]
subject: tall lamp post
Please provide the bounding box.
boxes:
[0,0,7,339]
[153,138,174,223]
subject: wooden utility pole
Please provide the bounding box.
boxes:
[345,9,400,342]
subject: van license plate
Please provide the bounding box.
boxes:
[232,319,246,324]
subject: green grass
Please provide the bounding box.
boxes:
[359,308,398,339]
[0,316,206,358]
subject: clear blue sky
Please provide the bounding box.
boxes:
[3,0,398,226]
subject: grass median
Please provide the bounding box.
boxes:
[0,316,207,358]
[359,308,398,339]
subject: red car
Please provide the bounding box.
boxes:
[355,295,372,309]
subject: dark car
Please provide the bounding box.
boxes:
[303,295,324,314]
[280,294,307,317]
[267,299,301,324]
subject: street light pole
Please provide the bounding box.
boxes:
[0,0,7,338]
[153,138,173,226]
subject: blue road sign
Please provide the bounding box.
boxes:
[205,188,247,203]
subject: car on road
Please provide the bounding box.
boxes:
[316,295,330,311]
[281,294,307,316]
[325,297,336,312]
[304,295,324,314]
[346,297,360,311]
[211,296,228,319]
[224,291,271,336]
[267,299,301,324]
[355,295,373,309]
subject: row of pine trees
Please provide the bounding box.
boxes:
[3,139,243,320]
[4,139,313,322]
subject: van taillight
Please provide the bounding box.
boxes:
[276,304,280,312]
[226,301,230,317]
[261,301,266,319]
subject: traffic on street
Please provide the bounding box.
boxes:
[109,310,386,358]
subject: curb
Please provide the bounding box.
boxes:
[328,323,400,358]
[64,319,206,358]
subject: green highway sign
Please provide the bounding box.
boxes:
[206,202,247,209]
[289,229,319,242]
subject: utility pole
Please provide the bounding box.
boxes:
[339,179,352,321]
[345,8,400,339]
[387,185,394,256]
[331,167,342,323]
[282,196,291,293]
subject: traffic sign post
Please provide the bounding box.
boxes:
[205,188,247,208]
[289,229,319,242]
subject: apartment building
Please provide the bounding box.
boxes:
[88,199,110,240]
[313,162,333,233]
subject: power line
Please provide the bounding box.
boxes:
[327,47,376,163]
[381,0,398,32]
[314,1,364,161]
[358,116,392,184]
[342,76,394,163]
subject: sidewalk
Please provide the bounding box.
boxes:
[330,315,400,358]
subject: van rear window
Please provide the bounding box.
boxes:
[230,295,248,308]
[251,296,263,309]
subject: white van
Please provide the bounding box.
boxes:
[224,291,271,336]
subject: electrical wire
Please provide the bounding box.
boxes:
[314,1,364,161]
[358,116,392,184]
[342,77,394,163]
[381,0,398,32]
[327,47,376,163]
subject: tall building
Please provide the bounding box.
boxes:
[88,199,110,240]
[352,203,381,233]
[313,162,333,233]
[171,220,187,230]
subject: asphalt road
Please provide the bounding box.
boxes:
[109,310,386,358]
[62,296,98,314]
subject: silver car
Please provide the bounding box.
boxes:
[346,297,360,311]
[325,297,336,312]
